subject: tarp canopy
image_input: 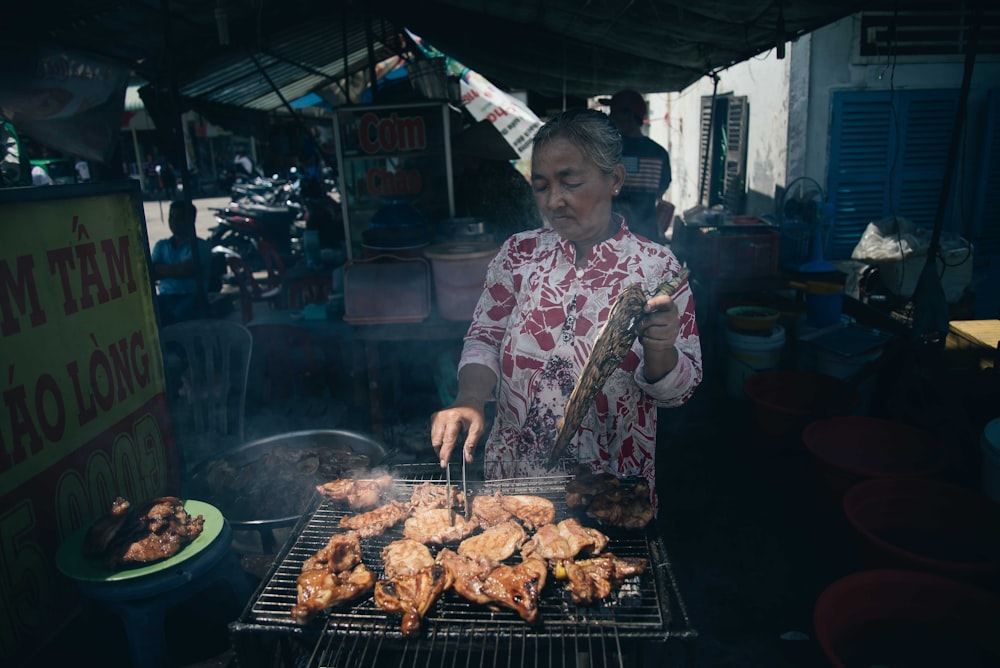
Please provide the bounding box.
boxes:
[8,0,891,114]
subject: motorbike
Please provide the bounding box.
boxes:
[208,200,301,273]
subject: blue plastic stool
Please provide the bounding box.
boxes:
[74,522,252,668]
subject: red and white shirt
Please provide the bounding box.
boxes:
[460,219,702,510]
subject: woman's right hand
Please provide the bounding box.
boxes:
[430,404,485,467]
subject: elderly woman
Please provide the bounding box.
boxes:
[431,108,701,509]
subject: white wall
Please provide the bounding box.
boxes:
[647,47,791,218]
[653,13,1000,228]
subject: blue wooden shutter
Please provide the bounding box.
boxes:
[974,89,1000,257]
[827,89,959,259]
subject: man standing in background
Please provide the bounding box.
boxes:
[608,90,671,243]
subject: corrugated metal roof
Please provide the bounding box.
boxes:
[11,0,912,111]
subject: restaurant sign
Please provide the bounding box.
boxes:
[334,102,454,257]
[0,184,174,665]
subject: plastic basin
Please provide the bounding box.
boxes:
[842,477,1000,589]
[814,569,1000,668]
[804,416,946,503]
[742,370,857,445]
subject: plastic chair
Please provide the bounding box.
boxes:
[159,319,253,473]
[226,255,282,323]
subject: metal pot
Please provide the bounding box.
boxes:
[181,429,386,531]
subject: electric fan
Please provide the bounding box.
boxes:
[780,176,835,273]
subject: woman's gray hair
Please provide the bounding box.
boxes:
[532,108,623,175]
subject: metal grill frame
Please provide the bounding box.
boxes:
[230,464,697,667]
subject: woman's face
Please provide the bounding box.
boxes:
[531,137,625,247]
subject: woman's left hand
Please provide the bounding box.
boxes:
[637,294,681,381]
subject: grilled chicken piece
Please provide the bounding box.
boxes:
[520,518,608,561]
[373,563,452,636]
[339,500,412,539]
[565,466,621,509]
[471,492,513,528]
[381,539,435,580]
[301,531,363,574]
[291,563,376,625]
[316,474,393,509]
[557,554,649,605]
[547,269,689,467]
[408,481,466,511]
[498,494,556,531]
[436,548,499,593]
[438,550,548,623]
[458,520,526,561]
[83,496,132,556]
[403,508,477,544]
[586,480,654,530]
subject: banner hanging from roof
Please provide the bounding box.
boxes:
[454,67,541,162]
[408,32,541,162]
[0,45,129,163]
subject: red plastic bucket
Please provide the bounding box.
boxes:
[804,416,946,504]
[842,477,1000,589]
[742,370,857,446]
[814,569,1000,668]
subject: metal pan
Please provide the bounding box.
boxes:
[181,429,387,530]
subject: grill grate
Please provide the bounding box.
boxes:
[230,464,696,667]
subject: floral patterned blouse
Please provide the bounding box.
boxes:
[461,219,702,510]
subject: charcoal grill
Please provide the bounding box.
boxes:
[230,464,697,667]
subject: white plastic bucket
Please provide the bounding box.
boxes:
[726,325,785,399]
[982,418,1000,504]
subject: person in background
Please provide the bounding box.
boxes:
[151,200,212,326]
[31,163,53,186]
[158,158,178,201]
[430,108,701,511]
[608,90,672,243]
[233,151,253,176]
[143,154,159,197]
[75,157,91,183]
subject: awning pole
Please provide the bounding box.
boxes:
[247,52,338,174]
[698,73,720,208]
[131,127,145,192]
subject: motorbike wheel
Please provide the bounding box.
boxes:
[209,228,265,273]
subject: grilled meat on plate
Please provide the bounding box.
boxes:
[381,539,435,580]
[547,268,690,468]
[88,496,205,569]
[498,494,555,530]
[457,520,526,561]
[339,500,411,539]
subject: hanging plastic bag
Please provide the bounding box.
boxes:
[850,216,930,263]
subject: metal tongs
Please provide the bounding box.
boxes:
[446,454,471,525]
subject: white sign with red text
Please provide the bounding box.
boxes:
[459,70,540,162]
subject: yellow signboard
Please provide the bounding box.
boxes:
[0,183,175,664]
